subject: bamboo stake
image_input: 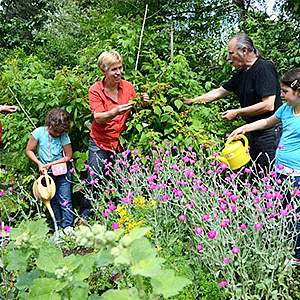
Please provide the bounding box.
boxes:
[135,4,148,71]
[170,20,174,59]
[7,86,36,128]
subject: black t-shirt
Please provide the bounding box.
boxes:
[222,58,282,123]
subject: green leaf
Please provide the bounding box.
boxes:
[70,286,89,299]
[130,237,165,277]
[36,244,64,273]
[94,249,114,267]
[128,226,151,242]
[6,249,32,272]
[153,106,162,116]
[100,288,141,300]
[151,269,192,298]
[174,99,183,110]
[15,270,40,290]
[26,278,61,300]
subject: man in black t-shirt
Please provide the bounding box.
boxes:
[184,33,282,172]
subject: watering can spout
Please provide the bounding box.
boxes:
[206,155,228,165]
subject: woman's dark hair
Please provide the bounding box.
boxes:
[46,108,70,133]
[280,68,300,91]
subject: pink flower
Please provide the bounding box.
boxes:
[161,194,169,201]
[8,186,13,192]
[239,224,247,230]
[278,145,283,149]
[195,227,203,235]
[179,215,186,221]
[196,244,203,251]
[230,194,238,201]
[232,247,240,254]
[219,281,228,287]
[84,164,90,169]
[245,168,252,173]
[208,231,217,239]
[0,190,4,196]
[203,214,210,221]
[62,201,68,207]
[76,187,82,192]
[277,164,284,170]
[89,170,95,176]
[112,223,119,229]
[222,257,230,263]
[3,226,10,233]
[69,168,75,173]
[219,204,227,211]
[280,209,289,216]
[276,179,282,185]
[254,223,262,230]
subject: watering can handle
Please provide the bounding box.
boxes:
[226,134,248,150]
[43,168,52,196]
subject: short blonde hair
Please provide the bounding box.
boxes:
[97,50,123,71]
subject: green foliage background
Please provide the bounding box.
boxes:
[0,0,299,182]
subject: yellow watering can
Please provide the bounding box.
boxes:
[32,169,56,219]
[207,134,250,170]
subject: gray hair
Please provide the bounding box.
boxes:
[231,33,261,58]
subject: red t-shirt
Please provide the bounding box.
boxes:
[89,78,136,152]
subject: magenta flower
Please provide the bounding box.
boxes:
[161,194,169,201]
[239,224,247,230]
[84,164,90,169]
[280,209,289,216]
[89,170,95,176]
[219,281,228,287]
[203,214,210,221]
[245,168,252,173]
[76,187,82,192]
[278,145,283,149]
[196,244,203,251]
[112,223,119,229]
[8,186,13,192]
[3,226,10,233]
[69,168,75,173]
[208,231,217,239]
[222,257,230,263]
[254,223,262,230]
[232,247,240,254]
[277,164,284,170]
[219,204,227,211]
[195,227,203,235]
[179,215,186,221]
[62,201,68,207]
[276,179,282,185]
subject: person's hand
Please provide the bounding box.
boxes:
[0,105,18,114]
[228,126,246,139]
[221,109,239,121]
[141,93,149,106]
[39,163,50,174]
[182,97,195,105]
[114,103,133,115]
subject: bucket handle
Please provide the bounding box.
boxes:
[225,134,248,151]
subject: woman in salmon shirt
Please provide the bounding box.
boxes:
[80,50,149,220]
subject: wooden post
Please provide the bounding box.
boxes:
[170,20,174,59]
[135,4,148,71]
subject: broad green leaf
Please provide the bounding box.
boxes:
[151,269,192,298]
[6,249,32,272]
[100,288,141,300]
[94,249,114,266]
[130,237,165,277]
[128,226,151,242]
[15,270,40,290]
[114,247,131,265]
[36,244,64,273]
[26,278,61,300]
[70,286,89,299]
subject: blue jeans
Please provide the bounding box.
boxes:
[81,138,119,219]
[248,123,282,172]
[50,172,73,229]
[278,174,300,259]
